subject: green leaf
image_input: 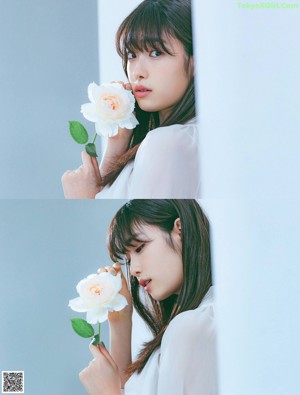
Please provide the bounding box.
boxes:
[85,143,98,157]
[70,318,95,338]
[91,334,100,346]
[69,121,89,144]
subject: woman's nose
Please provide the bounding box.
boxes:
[129,257,141,277]
[133,57,149,81]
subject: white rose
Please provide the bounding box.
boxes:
[81,82,139,137]
[68,272,128,324]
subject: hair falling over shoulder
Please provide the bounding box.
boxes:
[107,200,212,376]
[101,0,195,188]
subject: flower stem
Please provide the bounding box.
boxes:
[98,322,101,341]
[92,133,97,144]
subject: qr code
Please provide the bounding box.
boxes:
[2,371,24,393]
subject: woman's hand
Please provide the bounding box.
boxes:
[61,151,102,199]
[98,263,133,323]
[98,264,133,387]
[79,343,122,395]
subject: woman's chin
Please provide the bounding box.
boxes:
[136,102,159,113]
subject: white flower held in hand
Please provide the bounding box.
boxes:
[81,82,139,137]
[69,271,128,324]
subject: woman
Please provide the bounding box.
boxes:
[79,200,217,395]
[62,0,199,199]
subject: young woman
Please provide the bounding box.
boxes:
[62,0,199,199]
[79,200,217,395]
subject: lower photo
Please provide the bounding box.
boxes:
[0,199,216,395]
[1,199,300,394]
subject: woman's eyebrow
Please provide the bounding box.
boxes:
[130,233,152,244]
[130,236,146,245]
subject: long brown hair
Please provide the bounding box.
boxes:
[101,0,195,187]
[107,200,212,376]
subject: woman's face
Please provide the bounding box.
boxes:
[126,36,193,123]
[127,221,183,301]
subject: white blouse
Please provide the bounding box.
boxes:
[122,286,217,395]
[96,119,200,199]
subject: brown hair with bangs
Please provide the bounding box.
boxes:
[107,200,212,376]
[101,0,195,187]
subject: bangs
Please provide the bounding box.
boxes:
[116,3,175,58]
[108,206,149,263]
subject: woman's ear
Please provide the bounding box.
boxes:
[173,218,182,239]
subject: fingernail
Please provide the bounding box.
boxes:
[101,341,106,349]
[113,262,121,268]
[91,334,100,346]
[111,270,117,276]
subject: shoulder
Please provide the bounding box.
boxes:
[162,288,215,346]
[149,120,197,140]
[143,121,197,147]
[136,121,198,160]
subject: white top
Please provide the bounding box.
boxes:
[96,119,200,199]
[122,286,217,395]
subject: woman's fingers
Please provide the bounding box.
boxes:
[97,265,120,276]
[88,344,118,371]
[98,343,119,370]
[91,156,101,182]
[106,266,119,276]
[81,150,94,170]
[111,80,132,91]
[124,82,132,91]
[89,343,102,359]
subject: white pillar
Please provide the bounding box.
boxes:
[202,199,300,395]
[194,1,300,393]
[193,0,300,198]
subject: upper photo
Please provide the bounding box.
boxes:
[1,0,299,198]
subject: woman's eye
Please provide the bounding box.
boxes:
[135,244,145,253]
[127,51,136,59]
[150,50,162,58]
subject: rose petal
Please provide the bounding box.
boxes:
[88,82,102,104]
[108,293,128,311]
[81,103,100,123]
[86,308,108,324]
[100,272,122,292]
[95,121,119,137]
[81,82,138,137]
[119,114,139,129]
[70,271,126,324]
[68,297,88,312]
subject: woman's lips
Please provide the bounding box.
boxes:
[135,91,152,98]
[135,86,152,98]
[145,280,152,292]
[139,278,152,292]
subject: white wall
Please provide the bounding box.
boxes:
[194,1,300,394]
[202,199,300,395]
[193,0,300,198]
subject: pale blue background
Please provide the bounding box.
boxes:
[0,200,126,395]
[0,0,99,198]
